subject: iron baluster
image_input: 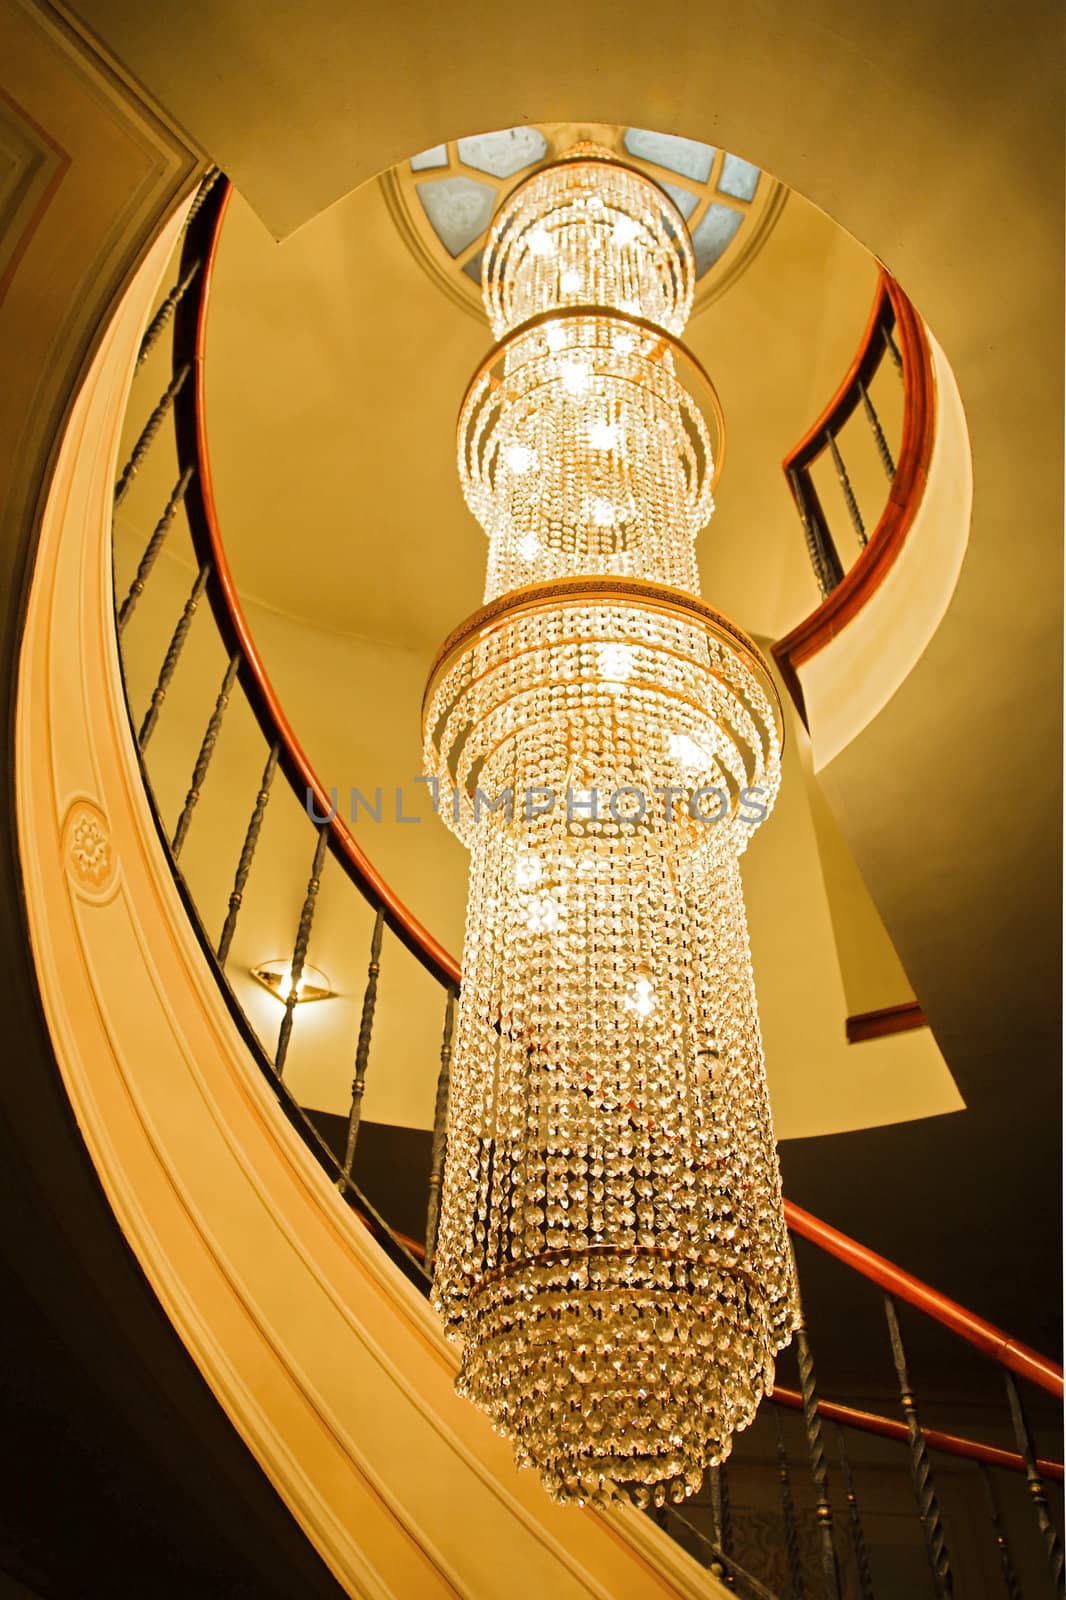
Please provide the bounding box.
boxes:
[116,468,195,631]
[826,429,867,547]
[136,263,202,367]
[710,1463,735,1589]
[793,1313,843,1599]
[275,825,329,1076]
[773,1409,807,1600]
[113,364,191,508]
[171,652,240,858]
[858,378,896,481]
[883,321,904,374]
[1004,1370,1065,1591]
[340,907,385,1185]
[835,1425,875,1600]
[884,1296,953,1597]
[217,742,280,965]
[138,562,210,750]
[788,465,844,599]
[179,165,220,233]
[977,1463,1023,1600]
[424,984,456,1270]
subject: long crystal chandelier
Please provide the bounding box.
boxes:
[422,145,797,1510]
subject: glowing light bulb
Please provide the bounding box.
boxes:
[528,227,554,256]
[625,966,657,1019]
[526,892,560,934]
[589,496,616,527]
[514,849,543,890]
[598,642,633,682]
[560,267,582,293]
[613,215,640,246]
[517,531,541,561]
[545,324,567,354]
[669,731,712,773]
[587,420,618,451]
[611,328,637,354]
[560,359,590,396]
[503,442,537,473]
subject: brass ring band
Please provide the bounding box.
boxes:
[422,576,782,740]
[456,304,726,488]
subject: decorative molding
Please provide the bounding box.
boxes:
[846,1000,927,1044]
[62,796,118,899]
[0,84,70,304]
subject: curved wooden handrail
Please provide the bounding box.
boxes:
[771,1385,1064,1482]
[785,1200,1063,1400]
[188,182,1062,1408]
[185,183,460,988]
[772,268,937,724]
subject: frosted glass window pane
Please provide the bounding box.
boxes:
[410,144,447,171]
[462,249,484,285]
[417,177,497,257]
[661,182,698,221]
[718,153,760,202]
[623,128,714,184]
[690,203,743,276]
[458,127,549,178]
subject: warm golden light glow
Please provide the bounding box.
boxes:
[250,959,333,1004]
[423,144,796,1511]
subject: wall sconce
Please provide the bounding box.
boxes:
[250,959,333,1004]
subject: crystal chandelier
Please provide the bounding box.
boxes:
[422,145,797,1510]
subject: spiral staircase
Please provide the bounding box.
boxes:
[2,2,1062,1595]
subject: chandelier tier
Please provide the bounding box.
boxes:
[423,144,796,1510]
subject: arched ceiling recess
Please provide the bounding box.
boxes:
[380,120,786,320]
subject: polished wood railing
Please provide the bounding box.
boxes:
[773,269,936,725]
[112,172,1063,1600]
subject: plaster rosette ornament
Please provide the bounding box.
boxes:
[422,144,797,1510]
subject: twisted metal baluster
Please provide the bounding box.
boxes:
[1004,1371,1065,1591]
[179,165,220,233]
[710,1464,735,1590]
[835,1425,875,1600]
[136,262,202,367]
[217,743,280,965]
[789,465,843,599]
[884,322,904,374]
[117,467,195,630]
[859,378,896,480]
[275,826,329,1076]
[826,429,867,547]
[339,907,385,1185]
[171,652,239,857]
[113,365,191,508]
[977,1464,1022,1600]
[884,1296,953,1597]
[138,562,210,749]
[789,1271,842,1600]
[424,985,456,1270]
[773,1409,807,1600]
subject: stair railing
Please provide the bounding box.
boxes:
[111,171,1063,1600]
[773,269,936,725]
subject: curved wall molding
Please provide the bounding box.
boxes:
[16,198,726,1600]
